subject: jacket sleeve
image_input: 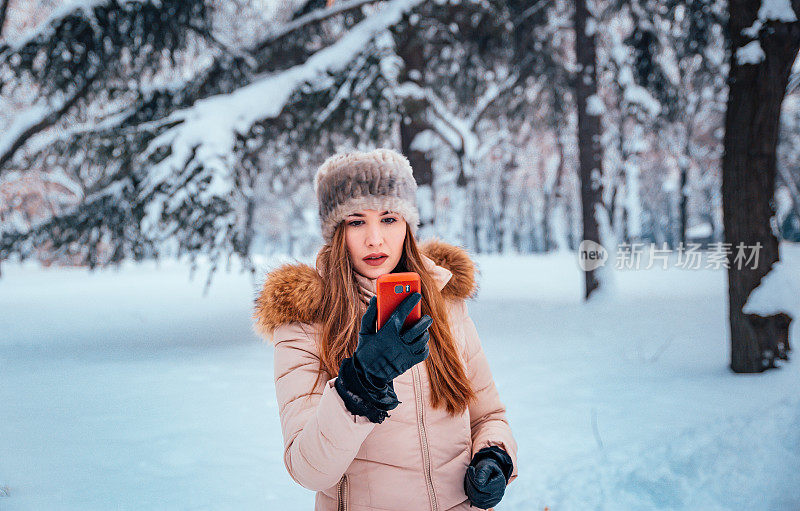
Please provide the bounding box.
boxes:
[457,299,519,484]
[272,322,377,491]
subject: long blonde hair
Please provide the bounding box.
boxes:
[314,221,475,415]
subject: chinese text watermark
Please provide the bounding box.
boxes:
[576,241,762,271]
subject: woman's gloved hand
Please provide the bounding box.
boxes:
[354,292,432,385]
[463,446,513,509]
[335,292,432,423]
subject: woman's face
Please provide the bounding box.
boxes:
[344,209,407,278]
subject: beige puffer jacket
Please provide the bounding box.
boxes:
[253,240,518,511]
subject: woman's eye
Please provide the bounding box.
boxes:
[347,218,396,226]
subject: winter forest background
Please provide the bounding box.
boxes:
[3,0,800,274]
[1,0,800,509]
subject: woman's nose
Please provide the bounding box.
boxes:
[365,222,382,245]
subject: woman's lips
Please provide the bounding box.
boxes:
[363,255,388,266]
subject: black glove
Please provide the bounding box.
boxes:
[464,446,513,509]
[335,293,432,423]
[354,292,432,385]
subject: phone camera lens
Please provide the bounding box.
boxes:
[394,285,403,293]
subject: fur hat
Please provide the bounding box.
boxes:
[314,148,420,243]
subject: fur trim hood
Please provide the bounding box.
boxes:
[252,239,479,342]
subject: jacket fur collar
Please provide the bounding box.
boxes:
[252,239,478,341]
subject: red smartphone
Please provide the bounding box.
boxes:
[376,272,422,332]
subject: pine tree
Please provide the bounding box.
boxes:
[0,0,556,287]
[0,0,212,268]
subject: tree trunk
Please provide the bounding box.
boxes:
[470,182,481,253]
[497,159,514,253]
[574,0,605,299]
[0,0,9,40]
[679,157,688,245]
[400,119,435,229]
[396,26,436,238]
[723,0,799,373]
[543,134,567,251]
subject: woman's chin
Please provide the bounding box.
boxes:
[356,263,389,279]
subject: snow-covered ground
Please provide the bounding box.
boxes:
[1,249,798,510]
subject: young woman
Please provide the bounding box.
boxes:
[253,148,518,510]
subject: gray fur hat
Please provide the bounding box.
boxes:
[314,148,420,243]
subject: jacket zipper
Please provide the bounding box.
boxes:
[336,474,348,511]
[413,365,438,511]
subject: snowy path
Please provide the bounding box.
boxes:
[1,254,798,510]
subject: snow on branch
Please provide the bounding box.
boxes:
[623,83,661,117]
[0,0,207,173]
[759,0,798,22]
[251,0,382,53]
[395,80,476,155]
[315,50,374,127]
[0,102,53,161]
[1,0,156,54]
[468,71,520,128]
[1,0,104,52]
[138,0,425,232]
[740,0,798,40]
[0,78,95,170]
[735,40,766,65]
[394,70,522,167]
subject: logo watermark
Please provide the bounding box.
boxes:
[578,240,608,271]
